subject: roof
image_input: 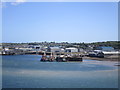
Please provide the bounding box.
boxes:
[96,46,114,50]
[49,47,60,49]
[66,47,78,50]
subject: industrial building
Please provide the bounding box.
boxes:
[47,47,64,53]
[94,46,115,51]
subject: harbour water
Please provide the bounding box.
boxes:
[2,55,118,88]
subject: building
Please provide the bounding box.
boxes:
[47,47,63,53]
[65,47,78,52]
[78,48,84,52]
[94,46,115,52]
[41,46,48,52]
[93,46,120,55]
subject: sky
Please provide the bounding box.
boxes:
[2,2,118,43]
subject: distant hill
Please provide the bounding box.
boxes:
[1,41,120,50]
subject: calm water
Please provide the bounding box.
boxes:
[2,55,118,88]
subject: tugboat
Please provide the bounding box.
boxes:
[40,52,55,62]
[56,55,67,62]
[41,55,47,62]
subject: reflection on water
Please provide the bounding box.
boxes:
[2,55,118,88]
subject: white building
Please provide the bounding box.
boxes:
[65,47,78,52]
[18,47,33,51]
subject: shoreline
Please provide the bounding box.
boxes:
[1,54,119,62]
[83,56,119,62]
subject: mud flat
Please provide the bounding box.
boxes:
[83,54,120,62]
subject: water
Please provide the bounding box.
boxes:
[2,55,118,88]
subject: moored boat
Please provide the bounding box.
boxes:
[40,52,83,62]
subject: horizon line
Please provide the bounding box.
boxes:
[1,40,119,44]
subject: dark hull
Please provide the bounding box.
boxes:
[41,57,83,62]
[87,54,104,58]
[66,57,82,61]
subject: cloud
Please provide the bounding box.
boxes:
[11,0,27,6]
